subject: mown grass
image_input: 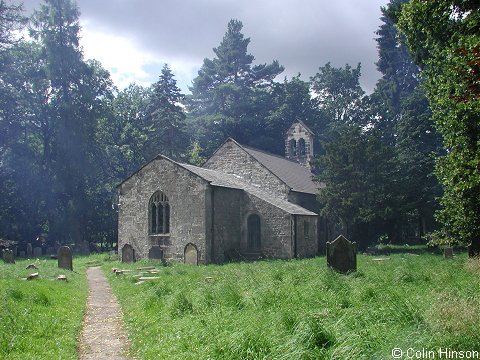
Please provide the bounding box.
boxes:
[0,254,98,360]
[104,253,480,359]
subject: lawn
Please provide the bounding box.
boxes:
[104,252,480,359]
[0,255,98,360]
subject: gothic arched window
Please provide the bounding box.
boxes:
[298,138,306,156]
[149,191,170,234]
[247,214,261,250]
[289,139,297,156]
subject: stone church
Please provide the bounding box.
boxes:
[117,121,325,264]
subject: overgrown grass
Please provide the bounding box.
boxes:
[0,254,99,359]
[104,253,480,359]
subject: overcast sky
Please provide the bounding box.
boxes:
[22,0,389,94]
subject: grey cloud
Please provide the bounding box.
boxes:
[22,0,387,92]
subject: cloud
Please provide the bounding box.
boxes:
[22,0,388,93]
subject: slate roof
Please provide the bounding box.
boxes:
[180,163,317,216]
[239,144,321,194]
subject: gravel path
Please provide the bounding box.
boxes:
[78,267,133,360]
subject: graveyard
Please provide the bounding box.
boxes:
[1,249,479,359]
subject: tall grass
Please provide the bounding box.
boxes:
[0,255,95,359]
[105,253,480,359]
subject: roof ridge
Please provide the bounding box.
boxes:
[241,144,308,166]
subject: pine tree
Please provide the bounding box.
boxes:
[189,19,283,153]
[146,64,188,160]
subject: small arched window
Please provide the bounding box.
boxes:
[247,214,261,250]
[298,138,306,156]
[289,139,297,156]
[149,191,170,234]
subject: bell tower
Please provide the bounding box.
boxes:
[285,120,314,169]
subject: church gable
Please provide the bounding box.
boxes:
[203,138,290,197]
[118,156,211,263]
[285,120,315,169]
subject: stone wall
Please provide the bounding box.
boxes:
[204,140,290,198]
[240,194,293,259]
[211,186,243,263]
[285,122,314,168]
[118,158,211,263]
[295,215,318,258]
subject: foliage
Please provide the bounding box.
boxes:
[316,125,397,247]
[398,0,480,252]
[105,253,480,359]
[145,64,188,160]
[188,19,284,154]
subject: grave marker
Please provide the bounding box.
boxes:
[2,249,15,264]
[58,246,73,271]
[148,246,163,261]
[444,247,454,259]
[326,235,357,274]
[121,244,135,263]
[184,243,198,265]
[33,247,42,258]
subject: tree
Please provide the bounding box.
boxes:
[263,75,321,155]
[316,125,396,247]
[145,64,188,160]
[398,0,480,255]
[28,0,114,247]
[188,19,284,153]
[311,62,366,131]
[0,0,26,50]
[368,0,442,241]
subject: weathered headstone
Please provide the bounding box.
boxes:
[326,235,357,274]
[74,241,90,255]
[19,251,26,258]
[121,244,135,263]
[148,246,163,260]
[58,246,73,271]
[444,247,454,259]
[26,243,33,257]
[184,243,198,265]
[33,247,42,258]
[2,249,15,264]
[468,243,480,257]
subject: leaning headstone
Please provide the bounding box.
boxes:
[184,243,198,265]
[121,244,135,263]
[33,247,42,258]
[326,235,357,274]
[58,246,73,271]
[148,246,163,261]
[444,247,454,259]
[2,249,15,264]
[26,243,33,257]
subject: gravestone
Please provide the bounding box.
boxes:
[33,247,42,258]
[468,243,480,257]
[184,243,198,265]
[26,243,33,257]
[326,235,357,274]
[121,244,135,263]
[19,251,26,258]
[148,246,163,260]
[2,249,15,264]
[443,247,454,259]
[58,246,73,271]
